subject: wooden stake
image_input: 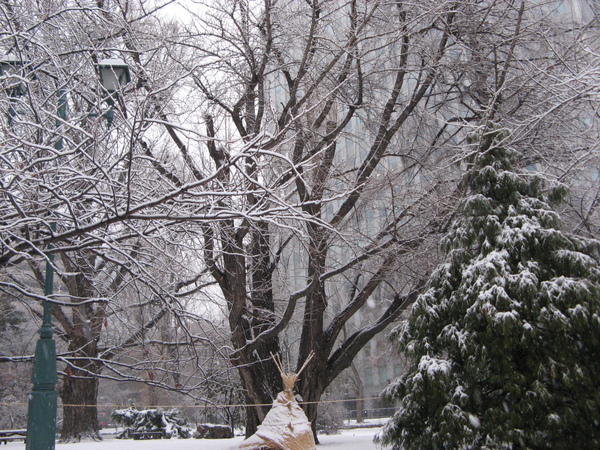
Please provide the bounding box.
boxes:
[271,351,315,391]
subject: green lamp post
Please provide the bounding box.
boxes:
[23,88,66,450]
[2,54,130,449]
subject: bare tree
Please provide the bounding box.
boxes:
[155,0,476,438]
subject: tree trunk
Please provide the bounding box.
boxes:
[215,218,284,438]
[60,364,101,442]
[350,362,365,423]
[356,397,364,424]
[299,378,325,445]
[235,335,283,438]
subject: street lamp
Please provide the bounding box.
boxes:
[1,53,130,450]
[96,58,131,127]
[0,53,61,450]
[0,54,28,95]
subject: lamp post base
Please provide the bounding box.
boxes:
[26,389,58,450]
[26,331,58,450]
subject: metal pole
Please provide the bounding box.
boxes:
[26,89,66,450]
[104,94,115,128]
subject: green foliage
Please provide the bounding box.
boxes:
[378,133,600,449]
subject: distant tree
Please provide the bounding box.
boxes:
[0,290,29,430]
[377,131,600,449]
[0,293,25,333]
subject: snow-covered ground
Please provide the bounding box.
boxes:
[3,427,382,449]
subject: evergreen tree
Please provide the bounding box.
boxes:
[377,132,600,449]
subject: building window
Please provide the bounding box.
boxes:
[394,364,403,377]
[379,366,388,385]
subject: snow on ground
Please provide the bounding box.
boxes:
[3,428,382,450]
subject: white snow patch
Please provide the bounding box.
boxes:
[468,413,481,429]
[494,310,519,323]
[548,414,560,424]
[418,355,451,378]
[569,304,588,318]
[22,427,383,450]
[453,385,468,402]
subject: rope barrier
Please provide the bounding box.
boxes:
[0,396,384,409]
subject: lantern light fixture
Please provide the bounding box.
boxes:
[0,54,28,97]
[96,58,131,93]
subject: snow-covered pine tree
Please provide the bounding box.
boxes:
[377,131,600,449]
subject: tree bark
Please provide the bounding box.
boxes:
[235,338,283,438]
[60,362,101,442]
[350,362,364,423]
[210,217,284,437]
[299,375,326,444]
